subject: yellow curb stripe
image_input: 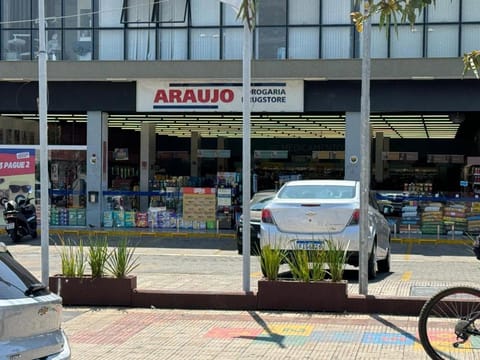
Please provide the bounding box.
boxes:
[404,242,412,261]
[401,271,412,281]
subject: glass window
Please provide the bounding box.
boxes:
[322,0,351,25]
[462,25,480,54]
[288,27,319,59]
[47,31,62,61]
[223,28,243,59]
[64,0,92,28]
[1,0,32,28]
[64,29,92,60]
[257,0,287,26]
[99,0,123,27]
[427,25,458,57]
[289,0,319,25]
[3,30,32,60]
[256,27,287,59]
[98,30,124,60]
[222,3,243,26]
[0,253,45,299]
[191,0,219,26]
[462,0,480,22]
[159,0,188,26]
[190,28,220,60]
[370,26,388,58]
[427,0,459,22]
[390,25,424,58]
[126,29,156,60]
[322,27,351,59]
[159,29,188,60]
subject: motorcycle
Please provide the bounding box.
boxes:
[3,197,38,242]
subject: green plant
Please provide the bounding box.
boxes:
[287,244,327,282]
[55,234,86,277]
[259,244,285,281]
[106,237,140,278]
[88,235,110,278]
[324,238,347,282]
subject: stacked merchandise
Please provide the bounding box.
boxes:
[57,208,68,226]
[77,209,86,226]
[399,203,421,234]
[421,202,444,235]
[135,212,149,228]
[112,210,125,227]
[443,203,467,236]
[124,211,136,228]
[50,207,59,225]
[467,201,480,234]
[68,208,77,226]
[103,211,114,227]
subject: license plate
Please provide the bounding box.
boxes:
[5,223,14,230]
[295,240,323,250]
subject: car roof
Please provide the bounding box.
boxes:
[282,179,358,186]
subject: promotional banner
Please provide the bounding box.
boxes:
[137,80,304,112]
[0,149,35,206]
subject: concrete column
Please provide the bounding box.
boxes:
[86,111,108,228]
[190,131,200,177]
[375,132,384,184]
[217,137,226,172]
[344,112,362,181]
[140,123,156,211]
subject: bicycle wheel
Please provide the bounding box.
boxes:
[418,286,480,360]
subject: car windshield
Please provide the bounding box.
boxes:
[0,252,48,299]
[277,185,356,199]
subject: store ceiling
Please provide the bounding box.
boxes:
[10,113,460,139]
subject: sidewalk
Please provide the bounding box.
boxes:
[62,307,429,360]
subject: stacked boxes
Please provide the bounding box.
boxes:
[124,211,136,227]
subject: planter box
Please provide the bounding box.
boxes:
[49,275,137,307]
[257,279,348,312]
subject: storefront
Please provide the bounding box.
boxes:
[1,75,480,230]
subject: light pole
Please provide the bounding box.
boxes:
[38,0,50,286]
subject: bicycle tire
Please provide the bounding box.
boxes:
[418,286,480,360]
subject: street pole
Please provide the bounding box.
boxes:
[242,18,252,292]
[359,1,371,295]
[38,0,50,286]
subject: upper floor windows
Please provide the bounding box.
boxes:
[0,0,479,61]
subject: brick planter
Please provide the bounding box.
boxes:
[257,279,348,312]
[49,275,137,307]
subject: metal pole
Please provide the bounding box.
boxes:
[242,19,252,292]
[359,1,371,295]
[38,0,50,286]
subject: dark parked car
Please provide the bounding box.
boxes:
[0,242,71,359]
[236,190,276,255]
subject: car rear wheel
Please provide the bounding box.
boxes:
[377,247,391,273]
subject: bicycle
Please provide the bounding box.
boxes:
[418,236,480,359]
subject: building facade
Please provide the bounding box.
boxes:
[0,0,480,228]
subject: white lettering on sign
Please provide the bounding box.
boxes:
[0,161,30,169]
[16,152,30,159]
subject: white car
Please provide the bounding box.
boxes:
[0,242,71,359]
[260,179,392,279]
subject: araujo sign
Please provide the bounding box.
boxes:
[137,79,303,112]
